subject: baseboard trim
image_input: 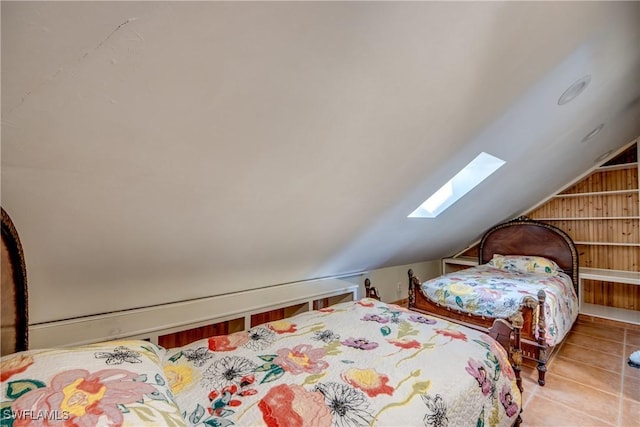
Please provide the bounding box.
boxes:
[29,278,360,348]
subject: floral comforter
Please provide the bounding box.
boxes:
[166,299,521,427]
[420,265,579,346]
[0,299,521,427]
[1,340,186,426]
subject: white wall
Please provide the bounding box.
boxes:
[361,260,440,303]
[28,260,440,348]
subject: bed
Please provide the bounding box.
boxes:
[408,216,579,386]
[1,299,523,426]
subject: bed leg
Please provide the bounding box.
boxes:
[514,413,523,427]
[513,318,524,427]
[511,313,524,395]
[407,269,416,306]
[536,290,547,386]
[488,317,523,427]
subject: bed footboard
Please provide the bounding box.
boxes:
[488,317,524,426]
[407,268,548,388]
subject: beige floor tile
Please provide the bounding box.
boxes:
[591,317,640,331]
[623,376,640,402]
[563,331,625,356]
[523,394,614,426]
[533,373,620,422]
[520,365,544,389]
[627,330,640,347]
[569,323,625,342]
[625,361,640,380]
[552,356,622,395]
[621,398,640,427]
[557,342,623,373]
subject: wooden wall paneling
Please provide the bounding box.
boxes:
[577,245,638,271]
[158,317,245,349]
[458,247,479,258]
[251,302,309,327]
[251,308,284,327]
[313,298,330,310]
[312,292,355,310]
[582,279,640,310]
[534,219,637,247]
[536,194,638,218]
[283,302,308,319]
[582,280,594,304]
[536,142,639,319]
[562,168,638,194]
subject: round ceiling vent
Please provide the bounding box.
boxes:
[581,124,605,143]
[558,75,592,105]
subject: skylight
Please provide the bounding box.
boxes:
[408,152,506,218]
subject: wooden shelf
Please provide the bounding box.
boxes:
[580,268,640,285]
[554,189,638,197]
[574,241,639,247]
[533,217,639,221]
[597,162,638,172]
[579,268,640,324]
[581,303,640,325]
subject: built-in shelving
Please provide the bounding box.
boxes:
[529,140,639,322]
[436,141,639,325]
[579,267,640,325]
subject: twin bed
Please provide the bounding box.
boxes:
[0,299,522,426]
[408,217,580,386]
[1,212,550,426]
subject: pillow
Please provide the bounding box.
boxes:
[487,254,561,275]
[0,340,187,426]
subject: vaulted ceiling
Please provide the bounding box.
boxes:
[2,2,640,322]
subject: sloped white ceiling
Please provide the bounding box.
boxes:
[2,2,640,323]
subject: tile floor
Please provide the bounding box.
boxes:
[521,316,640,426]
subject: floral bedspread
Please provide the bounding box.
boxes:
[166,299,521,427]
[420,265,579,346]
[1,340,186,426]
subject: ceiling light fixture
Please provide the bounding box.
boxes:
[558,75,591,105]
[581,124,605,143]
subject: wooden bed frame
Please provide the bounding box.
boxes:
[408,216,578,386]
[1,208,29,356]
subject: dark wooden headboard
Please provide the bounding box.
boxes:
[479,217,579,295]
[1,208,29,355]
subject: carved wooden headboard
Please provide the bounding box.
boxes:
[479,216,579,296]
[1,208,29,355]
